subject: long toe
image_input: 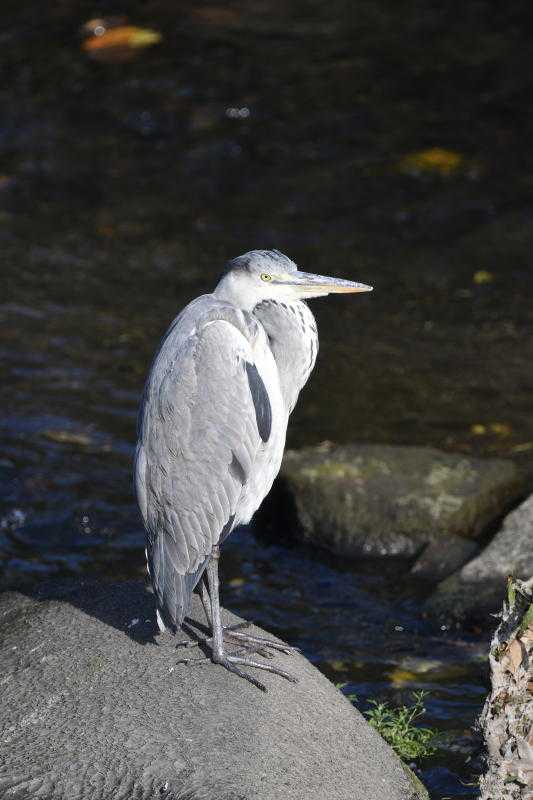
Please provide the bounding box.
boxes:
[176,645,252,666]
[175,638,202,649]
[176,621,252,650]
[177,633,271,659]
[224,630,299,655]
[215,656,267,691]
[222,621,251,632]
[226,654,298,685]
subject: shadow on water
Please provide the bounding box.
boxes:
[2,1,533,797]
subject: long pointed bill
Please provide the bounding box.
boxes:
[283,270,373,295]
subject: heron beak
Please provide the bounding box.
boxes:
[282,271,373,295]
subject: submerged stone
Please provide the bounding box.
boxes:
[0,580,427,800]
[260,443,523,562]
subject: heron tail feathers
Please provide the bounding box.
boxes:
[151,553,211,633]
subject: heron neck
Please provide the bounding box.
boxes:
[213,273,258,312]
[253,299,318,413]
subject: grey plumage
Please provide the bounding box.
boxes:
[135,297,267,629]
[135,250,371,686]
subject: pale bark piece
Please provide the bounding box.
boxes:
[480,578,533,800]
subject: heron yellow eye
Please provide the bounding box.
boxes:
[260,273,272,282]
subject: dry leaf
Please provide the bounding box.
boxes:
[520,625,533,645]
[82,24,162,63]
[42,429,91,446]
[506,638,523,673]
[471,423,487,435]
[387,667,418,686]
[490,422,512,437]
[512,442,533,453]
[397,147,464,176]
[473,270,494,285]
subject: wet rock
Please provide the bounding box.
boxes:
[426,495,533,624]
[260,444,523,562]
[0,580,427,800]
[410,535,480,582]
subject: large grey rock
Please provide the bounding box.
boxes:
[0,580,427,800]
[426,494,533,623]
[260,443,523,564]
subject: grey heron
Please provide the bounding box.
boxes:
[135,249,372,690]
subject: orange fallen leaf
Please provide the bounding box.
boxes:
[82,25,162,63]
[397,147,464,177]
[490,422,512,437]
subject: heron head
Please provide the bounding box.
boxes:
[215,249,372,310]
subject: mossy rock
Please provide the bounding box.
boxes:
[260,443,524,561]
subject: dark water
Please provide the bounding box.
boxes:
[2,2,533,796]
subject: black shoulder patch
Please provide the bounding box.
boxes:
[245,362,272,442]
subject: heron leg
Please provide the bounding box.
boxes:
[199,574,249,633]
[205,547,298,691]
[175,575,251,649]
[199,575,211,623]
[177,572,297,657]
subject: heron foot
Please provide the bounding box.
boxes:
[175,621,250,649]
[223,629,299,656]
[187,554,298,690]
[176,625,297,659]
[178,642,273,659]
[178,652,298,691]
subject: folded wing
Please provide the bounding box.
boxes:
[135,312,268,630]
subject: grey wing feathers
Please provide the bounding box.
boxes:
[135,300,265,630]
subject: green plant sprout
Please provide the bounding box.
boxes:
[364,690,438,761]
